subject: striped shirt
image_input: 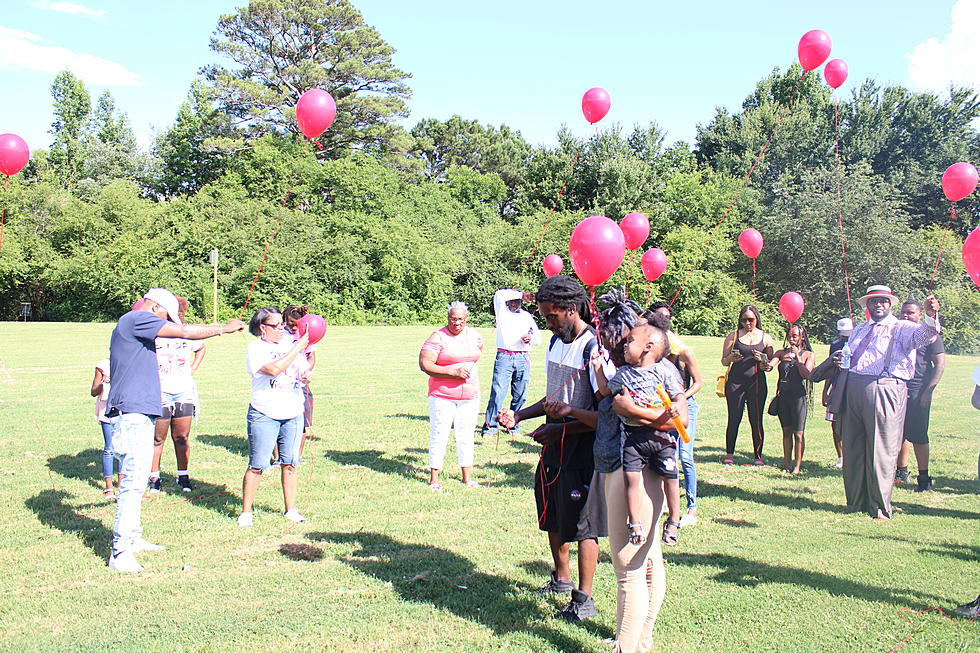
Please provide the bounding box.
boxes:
[849,314,939,380]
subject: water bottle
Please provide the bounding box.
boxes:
[839,342,851,370]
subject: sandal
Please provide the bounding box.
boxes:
[627,522,646,545]
[428,482,443,493]
[662,519,680,547]
[103,487,115,497]
[722,457,734,465]
[463,480,481,488]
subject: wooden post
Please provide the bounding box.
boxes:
[210,248,219,322]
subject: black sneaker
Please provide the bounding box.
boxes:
[557,589,597,622]
[533,571,574,595]
[952,594,980,619]
[894,467,910,484]
[147,477,163,494]
[177,476,193,493]
[914,475,933,492]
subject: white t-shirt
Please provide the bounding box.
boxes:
[547,331,603,391]
[155,338,204,395]
[246,338,310,420]
[95,358,110,422]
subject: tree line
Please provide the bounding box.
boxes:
[1,0,978,353]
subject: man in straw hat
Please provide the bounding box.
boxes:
[106,289,244,573]
[832,285,940,520]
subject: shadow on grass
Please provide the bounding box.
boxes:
[279,543,324,562]
[47,448,106,491]
[308,531,612,647]
[322,449,535,489]
[698,479,842,514]
[25,489,111,560]
[697,444,845,479]
[668,552,949,608]
[198,433,249,457]
[713,518,759,528]
[387,413,429,422]
[842,533,980,564]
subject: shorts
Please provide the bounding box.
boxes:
[903,391,932,445]
[622,428,678,479]
[302,385,314,430]
[246,405,302,470]
[161,390,196,420]
[534,465,605,543]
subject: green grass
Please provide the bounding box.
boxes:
[0,323,977,652]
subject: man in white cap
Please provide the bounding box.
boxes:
[832,285,940,520]
[481,288,540,436]
[106,289,244,573]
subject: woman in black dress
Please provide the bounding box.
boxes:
[720,305,775,465]
[772,324,815,473]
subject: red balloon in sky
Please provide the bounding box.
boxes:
[296,89,337,139]
[543,254,563,278]
[581,87,611,124]
[568,216,625,286]
[779,292,805,323]
[738,228,764,259]
[640,248,668,282]
[823,59,848,89]
[963,227,980,290]
[620,212,650,251]
[0,133,30,177]
[798,30,832,72]
[941,162,979,202]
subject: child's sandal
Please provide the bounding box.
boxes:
[627,522,646,545]
[662,519,680,546]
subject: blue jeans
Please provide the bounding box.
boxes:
[678,396,699,511]
[111,413,156,554]
[100,421,117,478]
[483,351,530,432]
[246,406,301,470]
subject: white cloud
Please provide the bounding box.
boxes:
[30,1,106,19]
[0,24,143,86]
[907,0,980,92]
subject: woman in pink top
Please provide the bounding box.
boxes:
[418,301,483,492]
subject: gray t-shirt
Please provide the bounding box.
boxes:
[607,359,685,426]
[107,310,168,417]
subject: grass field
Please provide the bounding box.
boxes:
[0,322,977,653]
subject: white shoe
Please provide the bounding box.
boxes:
[679,513,698,527]
[284,509,306,523]
[108,551,144,573]
[835,457,844,469]
[237,512,254,527]
[132,538,165,552]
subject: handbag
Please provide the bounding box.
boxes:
[767,393,781,416]
[715,336,735,398]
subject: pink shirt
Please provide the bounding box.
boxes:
[422,327,483,400]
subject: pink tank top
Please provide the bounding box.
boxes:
[423,327,482,400]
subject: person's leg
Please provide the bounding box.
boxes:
[549,531,572,583]
[831,418,844,460]
[781,425,794,472]
[111,414,155,556]
[278,415,302,515]
[868,380,907,519]
[842,375,871,511]
[746,378,767,460]
[454,399,479,485]
[482,353,510,434]
[298,385,313,458]
[148,416,170,486]
[793,430,805,474]
[638,467,667,652]
[576,537,599,596]
[913,442,930,487]
[661,476,680,545]
[624,470,646,543]
[897,439,911,470]
[678,397,698,518]
[241,467,263,513]
[427,396,452,487]
[170,414,193,478]
[724,383,746,457]
[100,421,115,492]
[510,353,529,413]
[242,407,276,517]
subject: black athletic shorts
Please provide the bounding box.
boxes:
[161,401,195,420]
[302,385,314,430]
[903,389,932,444]
[622,427,678,479]
[534,464,605,543]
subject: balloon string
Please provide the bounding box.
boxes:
[669,70,807,307]
[833,98,854,319]
[0,176,7,253]
[240,188,293,320]
[751,257,757,297]
[645,281,652,305]
[625,250,632,297]
[928,203,956,291]
[308,137,324,151]
[888,605,976,653]
[523,148,582,271]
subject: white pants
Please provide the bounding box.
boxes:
[110,413,155,555]
[427,396,478,470]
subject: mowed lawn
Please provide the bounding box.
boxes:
[0,322,977,653]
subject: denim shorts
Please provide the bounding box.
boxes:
[162,390,197,419]
[246,405,301,470]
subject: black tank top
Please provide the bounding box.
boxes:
[777,356,806,397]
[731,335,765,382]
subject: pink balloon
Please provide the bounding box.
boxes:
[296,89,337,139]
[131,299,144,311]
[581,87,611,124]
[738,228,764,259]
[542,254,564,278]
[640,248,668,282]
[296,313,327,345]
[779,292,805,323]
[798,30,832,72]
[620,212,650,251]
[568,216,626,287]
[963,227,980,290]
[823,58,848,89]
[941,162,979,202]
[0,133,30,177]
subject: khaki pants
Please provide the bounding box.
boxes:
[841,375,907,519]
[602,468,667,653]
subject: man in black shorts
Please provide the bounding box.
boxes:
[895,301,945,491]
[499,275,604,622]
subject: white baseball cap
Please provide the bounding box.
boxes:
[836,317,853,334]
[142,288,182,324]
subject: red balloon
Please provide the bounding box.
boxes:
[296,89,337,139]
[0,133,30,177]
[941,162,979,202]
[542,254,564,278]
[568,216,626,286]
[798,30,832,72]
[640,248,668,282]
[823,58,848,89]
[738,228,764,259]
[131,299,144,311]
[620,212,650,251]
[779,292,805,323]
[963,227,980,290]
[296,313,327,345]
[581,87,611,124]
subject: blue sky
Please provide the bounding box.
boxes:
[0,0,977,155]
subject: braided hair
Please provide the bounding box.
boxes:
[536,275,592,323]
[596,287,640,366]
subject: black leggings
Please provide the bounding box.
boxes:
[725,377,768,458]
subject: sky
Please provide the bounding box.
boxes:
[0,0,977,154]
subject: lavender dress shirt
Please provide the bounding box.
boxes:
[848,314,939,380]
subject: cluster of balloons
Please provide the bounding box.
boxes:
[798,29,848,89]
[296,89,337,140]
[0,133,30,177]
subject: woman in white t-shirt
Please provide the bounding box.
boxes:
[90,357,118,496]
[147,297,206,494]
[238,306,311,527]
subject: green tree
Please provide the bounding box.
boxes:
[48,70,91,188]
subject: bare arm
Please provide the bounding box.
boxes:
[720,332,739,366]
[190,345,206,374]
[679,348,702,399]
[259,333,309,377]
[925,353,945,391]
[157,320,245,340]
[797,350,815,379]
[544,400,597,428]
[418,347,467,380]
[90,367,105,397]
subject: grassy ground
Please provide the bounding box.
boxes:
[0,322,977,653]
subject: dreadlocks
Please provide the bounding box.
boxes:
[536,275,592,323]
[596,287,640,366]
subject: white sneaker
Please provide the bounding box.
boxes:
[835,457,844,469]
[679,513,698,527]
[237,512,254,527]
[132,538,165,552]
[284,509,306,523]
[108,551,144,573]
